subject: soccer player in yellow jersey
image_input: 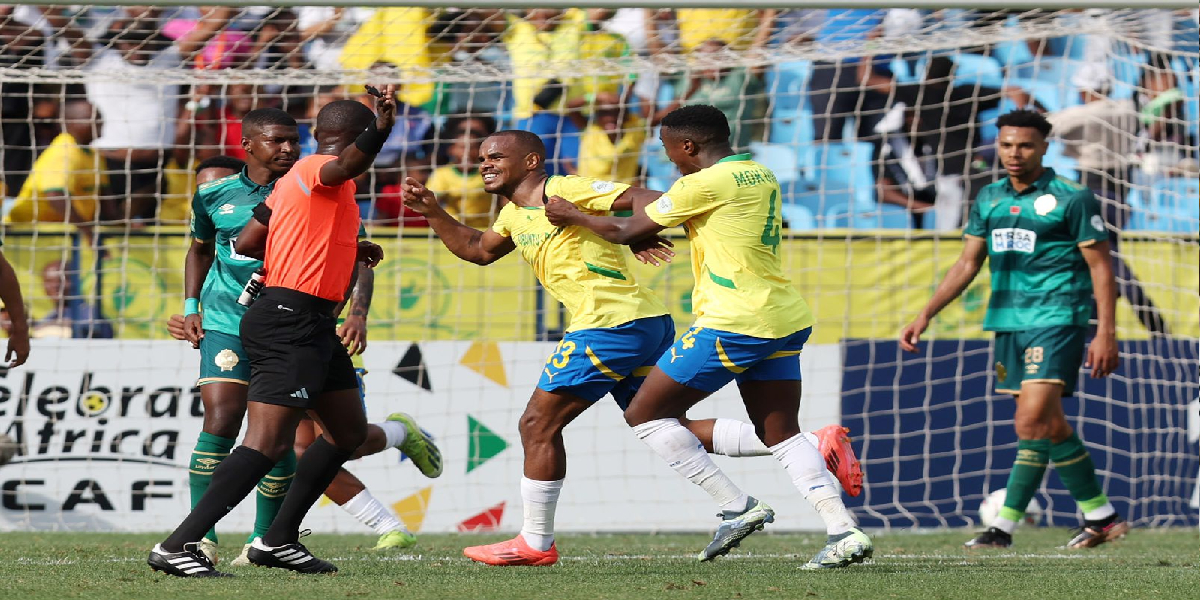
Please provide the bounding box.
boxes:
[545,105,873,569]
[402,130,860,567]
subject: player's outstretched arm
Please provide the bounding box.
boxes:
[182,238,215,346]
[900,236,987,353]
[1081,240,1119,378]
[319,83,397,187]
[401,177,514,266]
[0,250,29,367]
[544,196,665,245]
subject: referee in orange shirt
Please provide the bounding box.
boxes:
[149,85,394,577]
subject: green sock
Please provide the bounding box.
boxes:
[999,439,1051,525]
[249,449,297,544]
[189,432,236,544]
[1051,433,1110,515]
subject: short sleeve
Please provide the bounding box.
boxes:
[643,176,714,228]
[963,194,986,239]
[550,175,630,212]
[30,142,70,193]
[296,154,340,191]
[190,193,215,241]
[491,205,514,238]
[1067,189,1108,247]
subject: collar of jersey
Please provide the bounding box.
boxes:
[717,153,753,164]
[1004,167,1056,196]
[239,167,275,193]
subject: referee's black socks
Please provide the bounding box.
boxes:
[162,446,276,552]
[262,436,354,547]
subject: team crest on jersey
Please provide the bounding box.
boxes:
[1090,215,1105,232]
[1034,194,1057,216]
[995,361,1007,381]
[215,348,239,372]
[656,195,673,214]
[218,203,235,215]
[591,180,616,194]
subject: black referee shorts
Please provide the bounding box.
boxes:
[240,287,358,408]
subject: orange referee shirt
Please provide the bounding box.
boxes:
[263,154,361,302]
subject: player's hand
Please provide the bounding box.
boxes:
[183,313,204,348]
[356,240,384,268]
[6,326,29,368]
[1085,331,1119,378]
[401,177,440,215]
[338,314,368,355]
[899,316,929,353]
[544,195,582,226]
[630,235,674,266]
[371,83,396,130]
[166,313,192,344]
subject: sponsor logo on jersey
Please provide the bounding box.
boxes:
[991,228,1036,253]
[1034,194,1057,216]
[218,203,235,215]
[591,180,616,194]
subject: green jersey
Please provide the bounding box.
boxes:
[964,168,1107,332]
[189,170,276,336]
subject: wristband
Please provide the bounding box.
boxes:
[184,298,200,317]
[354,121,392,155]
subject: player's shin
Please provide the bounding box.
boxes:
[997,439,1051,534]
[520,477,564,552]
[770,433,856,536]
[633,418,749,512]
[1051,433,1115,521]
[164,446,276,552]
[250,449,296,543]
[262,437,354,547]
[711,418,772,457]
[189,432,236,544]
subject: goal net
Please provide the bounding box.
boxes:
[0,5,1196,534]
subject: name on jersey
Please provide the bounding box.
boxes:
[731,168,778,189]
[515,230,556,248]
[991,228,1037,253]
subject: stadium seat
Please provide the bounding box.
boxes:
[1008,78,1065,113]
[640,137,678,193]
[781,204,815,231]
[824,202,913,229]
[791,180,855,226]
[1128,177,1200,233]
[1110,52,1148,101]
[809,142,876,210]
[950,53,1004,87]
[993,38,1034,70]
[1043,141,1079,182]
[1017,57,1077,86]
[749,142,800,185]
[766,60,812,115]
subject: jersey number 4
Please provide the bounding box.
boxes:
[760,190,781,253]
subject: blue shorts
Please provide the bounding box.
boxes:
[538,314,675,409]
[656,326,813,392]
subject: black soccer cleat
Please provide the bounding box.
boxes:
[964,527,1013,549]
[148,543,231,577]
[247,537,338,574]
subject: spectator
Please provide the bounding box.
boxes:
[5,100,106,242]
[440,9,511,116]
[340,7,438,111]
[658,40,765,151]
[808,9,885,141]
[218,84,259,160]
[1051,64,1170,334]
[426,128,494,228]
[875,56,1037,230]
[1137,54,1197,176]
[83,7,231,221]
[0,4,45,197]
[296,7,374,71]
[568,91,646,183]
[34,260,113,339]
[673,9,775,52]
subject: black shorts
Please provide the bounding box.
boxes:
[240,287,358,408]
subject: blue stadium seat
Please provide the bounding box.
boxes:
[792,180,855,226]
[1043,141,1079,182]
[950,53,1004,87]
[1017,57,1077,86]
[993,39,1034,70]
[766,61,815,147]
[640,136,678,193]
[1128,177,1200,233]
[809,142,876,210]
[749,142,800,184]
[824,202,912,230]
[1110,52,1148,101]
[1007,78,1065,113]
[781,204,815,231]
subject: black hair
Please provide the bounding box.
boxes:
[195,155,246,174]
[445,113,497,138]
[489,130,547,159]
[660,104,731,146]
[996,109,1052,138]
[242,107,297,135]
[315,100,375,137]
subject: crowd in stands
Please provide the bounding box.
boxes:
[0,6,1197,238]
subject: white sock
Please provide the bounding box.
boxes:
[377,420,407,449]
[711,419,772,457]
[992,516,1018,534]
[341,489,408,535]
[770,432,857,536]
[1083,502,1116,522]
[633,418,749,512]
[519,477,563,552]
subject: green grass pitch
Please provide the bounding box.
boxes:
[2,529,1197,599]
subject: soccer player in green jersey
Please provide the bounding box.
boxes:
[900,110,1125,549]
[545,105,870,569]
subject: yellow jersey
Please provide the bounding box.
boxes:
[6,133,106,223]
[576,115,647,184]
[427,165,495,228]
[643,153,814,339]
[676,9,759,52]
[492,175,668,331]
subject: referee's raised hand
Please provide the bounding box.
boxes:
[356,240,384,268]
[370,83,396,130]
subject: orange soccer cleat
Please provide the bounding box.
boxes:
[463,535,559,567]
[816,425,864,497]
